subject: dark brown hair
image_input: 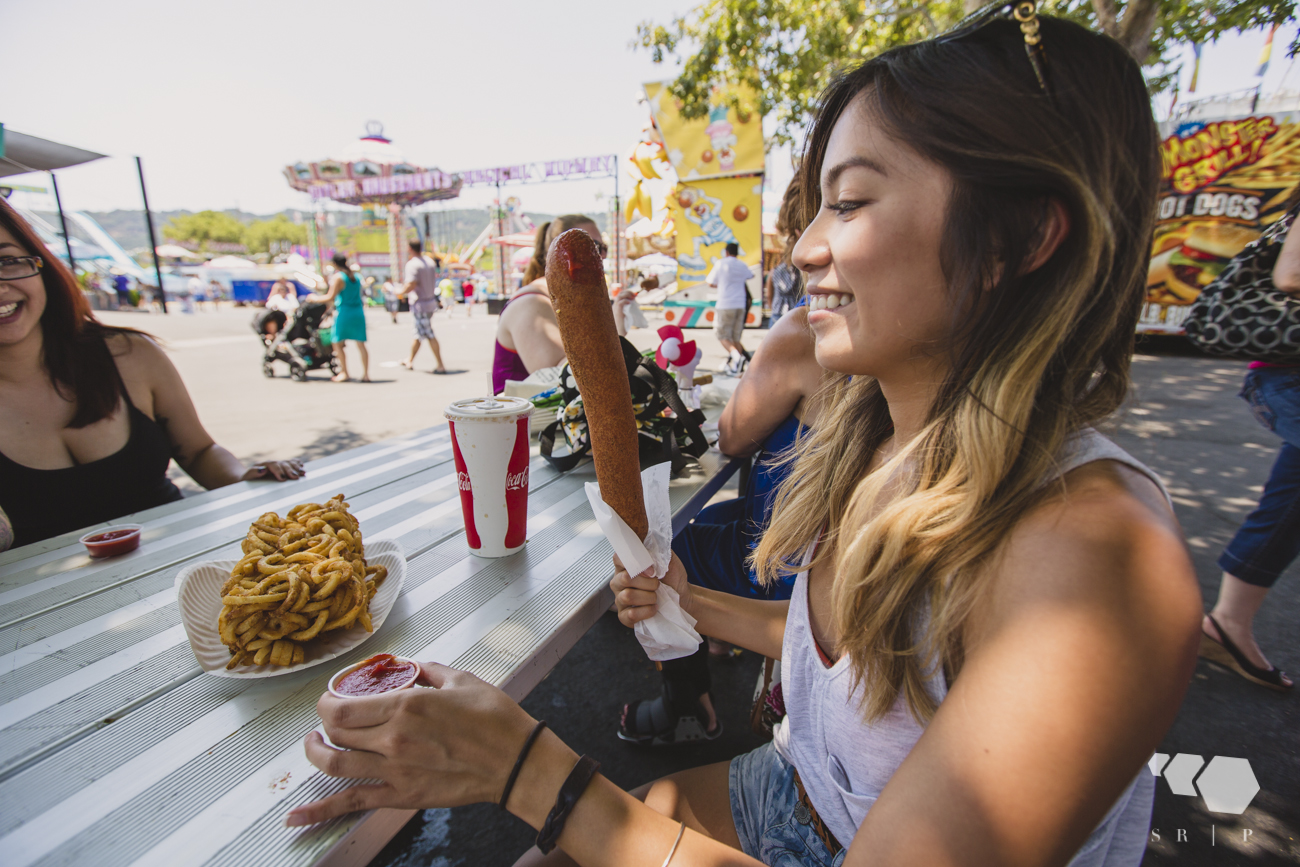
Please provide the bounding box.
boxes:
[0,199,152,428]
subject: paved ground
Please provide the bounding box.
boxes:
[98,304,747,493]
[105,307,1298,865]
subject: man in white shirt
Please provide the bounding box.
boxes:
[401,240,448,373]
[705,243,754,376]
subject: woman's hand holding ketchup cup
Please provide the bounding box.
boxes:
[288,655,563,828]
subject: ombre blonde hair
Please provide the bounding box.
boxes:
[753,17,1160,723]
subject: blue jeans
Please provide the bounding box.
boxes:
[1219,367,1300,588]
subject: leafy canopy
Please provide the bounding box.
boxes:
[635,1,1296,145]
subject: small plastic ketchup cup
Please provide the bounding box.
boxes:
[328,654,420,698]
[79,524,143,558]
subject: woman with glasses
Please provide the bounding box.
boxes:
[287,9,1201,866]
[493,214,606,394]
[0,201,304,551]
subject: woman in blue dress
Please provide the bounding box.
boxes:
[310,253,370,382]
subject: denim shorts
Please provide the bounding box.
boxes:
[729,742,845,867]
[1219,367,1300,587]
[729,742,1154,867]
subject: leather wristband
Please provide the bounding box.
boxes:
[535,754,601,854]
[499,719,547,811]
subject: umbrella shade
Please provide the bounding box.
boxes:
[629,252,678,272]
[156,244,200,258]
[0,130,106,178]
[204,255,258,268]
[492,231,537,248]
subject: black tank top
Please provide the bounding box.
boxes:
[0,391,184,548]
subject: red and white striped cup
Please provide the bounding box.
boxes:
[444,397,534,557]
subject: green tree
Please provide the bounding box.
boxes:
[636,1,1295,144]
[163,210,247,248]
[245,214,308,254]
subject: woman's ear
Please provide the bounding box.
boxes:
[1023,198,1070,274]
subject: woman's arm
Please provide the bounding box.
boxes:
[287,663,762,867]
[1272,220,1300,295]
[114,335,303,488]
[718,306,825,457]
[842,462,1201,867]
[306,275,342,304]
[611,552,787,659]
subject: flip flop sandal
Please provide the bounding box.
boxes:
[1199,614,1293,692]
[618,693,722,746]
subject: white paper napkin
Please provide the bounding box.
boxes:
[585,462,702,661]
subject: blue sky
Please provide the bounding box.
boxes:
[2,2,1295,217]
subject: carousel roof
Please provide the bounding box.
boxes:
[284,121,461,207]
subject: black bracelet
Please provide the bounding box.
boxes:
[499,719,548,812]
[535,754,601,854]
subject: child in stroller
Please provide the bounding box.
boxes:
[253,301,339,381]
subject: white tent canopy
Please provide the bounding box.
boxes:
[0,129,106,178]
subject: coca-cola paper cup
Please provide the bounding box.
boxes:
[445,397,534,558]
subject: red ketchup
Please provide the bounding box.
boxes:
[334,654,418,696]
[80,526,142,558]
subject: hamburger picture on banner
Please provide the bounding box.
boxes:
[1147,222,1258,305]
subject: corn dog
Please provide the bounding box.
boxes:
[546,229,649,539]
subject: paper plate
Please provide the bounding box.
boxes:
[175,538,406,678]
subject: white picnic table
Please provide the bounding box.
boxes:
[0,423,740,867]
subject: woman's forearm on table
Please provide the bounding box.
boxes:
[690,588,786,659]
[182,443,248,489]
[508,732,760,866]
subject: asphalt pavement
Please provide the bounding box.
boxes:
[102,306,1297,865]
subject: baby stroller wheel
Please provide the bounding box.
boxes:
[290,362,308,382]
[262,361,275,378]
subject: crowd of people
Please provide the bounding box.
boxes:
[2,6,1296,866]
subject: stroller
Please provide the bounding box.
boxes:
[253,301,339,381]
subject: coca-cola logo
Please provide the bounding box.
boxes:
[506,469,529,491]
[457,471,472,491]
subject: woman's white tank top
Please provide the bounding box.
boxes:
[771,429,1170,862]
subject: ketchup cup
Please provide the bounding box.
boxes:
[328,654,420,698]
[79,524,143,558]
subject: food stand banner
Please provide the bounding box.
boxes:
[670,175,762,290]
[643,82,764,181]
[1142,111,1300,333]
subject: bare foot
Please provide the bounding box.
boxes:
[331,373,350,382]
[400,361,413,369]
[361,376,371,383]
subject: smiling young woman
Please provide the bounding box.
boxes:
[286,9,1202,867]
[0,201,304,549]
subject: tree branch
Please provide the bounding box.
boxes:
[1090,0,1120,38]
[1117,0,1161,64]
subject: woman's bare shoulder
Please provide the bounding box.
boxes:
[983,458,1200,629]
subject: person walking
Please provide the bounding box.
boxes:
[113,272,132,309]
[706,242,754,375]
[1199,197,1300,692]
[308,253,369,382]
[401,240,448,373]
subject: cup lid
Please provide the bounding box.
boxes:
[445,396,534,421]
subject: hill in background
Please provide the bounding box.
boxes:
[72,208,608,255]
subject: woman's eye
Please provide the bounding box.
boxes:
[825,200,866,215]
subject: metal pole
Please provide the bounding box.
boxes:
[496,180,505,294]
[135,156,168,313]
[49,173,76,277]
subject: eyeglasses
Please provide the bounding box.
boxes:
[0,256,42,281]
[935,1,1051,102]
